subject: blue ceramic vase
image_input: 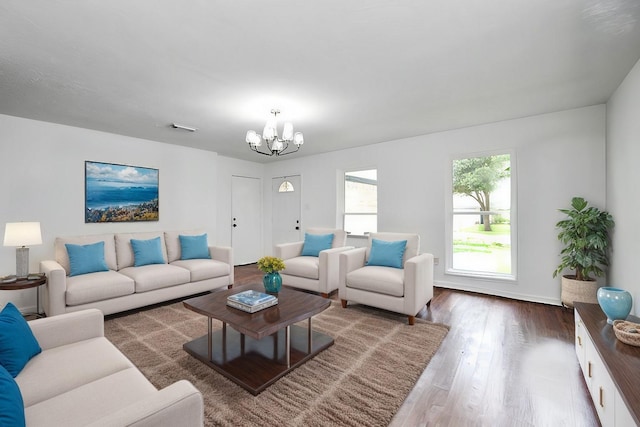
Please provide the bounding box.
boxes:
[597,287,632,325]
[263,272,282,294]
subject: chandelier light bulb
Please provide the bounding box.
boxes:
[293,132,304,146]
[282,122,294,142]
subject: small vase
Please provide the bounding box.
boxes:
[263,272,282,294]
[597,287,633,325]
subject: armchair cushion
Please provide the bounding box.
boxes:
[0,303,41,377]
[301,233,334,257]
[282,257,320,280]
[346,266,405,297]
[366,239,407,269]
[65,242,110,277]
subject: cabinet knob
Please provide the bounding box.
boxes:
[577,336,582,346]
[599,386,604,408]
[588,361,592,378]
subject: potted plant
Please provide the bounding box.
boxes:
[257,256,286,294]
[553,197,614,308]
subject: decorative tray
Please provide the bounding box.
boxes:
[613,320,640,347]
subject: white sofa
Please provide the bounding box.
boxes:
[40,231,233,317]
[17,309,203,426]
[275,228,353,297]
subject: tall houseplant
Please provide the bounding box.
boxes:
[553,197,614,308]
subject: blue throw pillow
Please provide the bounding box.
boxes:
[300,233,334,257]
[131,237,165,267]
[0,364,25,427]
[179,234,211,260]
[366,239,408,269]
[0,303,42,378]
[65,241,109,277]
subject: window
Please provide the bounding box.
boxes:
[448,152,515,279]
[344,169,377,236]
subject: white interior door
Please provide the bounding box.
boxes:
[232,175,262,265]
[272,175,302,245]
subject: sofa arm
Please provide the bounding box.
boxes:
[404,253,434,315]
[28,309,104,351]
[86,380,203,427]
[39,260,67,317]
[209,246,234,284]
[275,241,304,260]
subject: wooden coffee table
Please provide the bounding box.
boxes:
[183,283,334,395]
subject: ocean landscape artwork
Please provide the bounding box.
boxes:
[85,161,159,223]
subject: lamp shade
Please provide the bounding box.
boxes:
[3,222,42,247]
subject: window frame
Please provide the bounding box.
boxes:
[343,168,378,237]
[445,149,517,281]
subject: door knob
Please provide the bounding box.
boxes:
[233,224,237,227]
[295,226,300,230]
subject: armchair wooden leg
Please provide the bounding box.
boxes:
[341,299,347,308]
[408,315,415,325]
[321,293,329,298]
[228,284,233,289]
[426,299,431,307]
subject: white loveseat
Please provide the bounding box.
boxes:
[40,231,233,317]
[17,309,203,426]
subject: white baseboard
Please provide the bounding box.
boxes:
[435,280,562,306]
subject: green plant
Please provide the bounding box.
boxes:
[553,197,614,281]
[257,256,285,274]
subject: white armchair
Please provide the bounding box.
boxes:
[339,232,434,325]
[275,228,353,297]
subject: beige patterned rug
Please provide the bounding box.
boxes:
[104,300,449,427]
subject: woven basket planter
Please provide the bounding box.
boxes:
[561,275,599,308]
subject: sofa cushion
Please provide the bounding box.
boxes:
[65,242,110,276]
[179,234,211,260]
[301,233,334,257]
[131,237,166,267]
[119,264,191,293]
[115,232,168,270]
[55,234,117,275]
[282,256,320,280]
[66,271,135,306]
[0,364,25,427]
[366,239,407,269]
[164,230,206,263]
[170,259,230,282]
[346,266,405,297]
[16,337,135,407]
[0,303,42,377]
[24,368,156,427]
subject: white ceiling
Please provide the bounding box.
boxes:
[1,0,639,162]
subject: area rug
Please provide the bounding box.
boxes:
[104,301,449,427]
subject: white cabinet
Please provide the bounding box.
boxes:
[575,305,640,427]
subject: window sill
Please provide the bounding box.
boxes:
[445,269,516,283]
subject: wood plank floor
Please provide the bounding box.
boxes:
[234,264,599,427]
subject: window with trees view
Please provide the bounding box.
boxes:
[344,169,377,236]
[449,152,515,278]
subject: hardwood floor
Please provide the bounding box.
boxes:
[234,264,599,427]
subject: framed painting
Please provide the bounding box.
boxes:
[85,161,159,223]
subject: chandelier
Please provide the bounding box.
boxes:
[245,109,304,156]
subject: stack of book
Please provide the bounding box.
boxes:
[226,290,278,313]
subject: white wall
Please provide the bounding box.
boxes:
[0,114,219,312]
[606,57,640,316]
[263,105,606,305]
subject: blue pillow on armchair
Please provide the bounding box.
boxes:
[366,239,407,269]
[301,233,334,257]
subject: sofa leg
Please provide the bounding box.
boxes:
[341,299,347,308]
[321,293,329,298]
[408,315,415,326]
[227,284,233,289]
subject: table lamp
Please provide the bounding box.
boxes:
[3,222,42,278]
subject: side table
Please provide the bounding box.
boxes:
[0,275,47,318]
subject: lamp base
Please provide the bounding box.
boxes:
[16,247,29,278]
